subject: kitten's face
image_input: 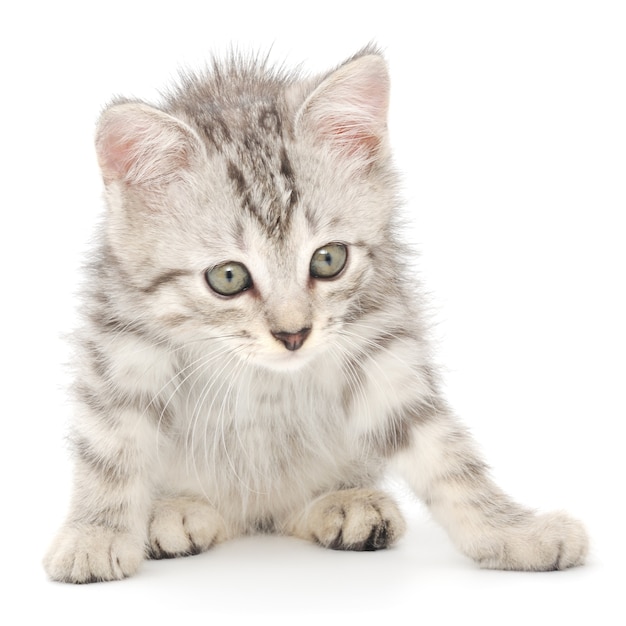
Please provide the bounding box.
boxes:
[115,148,393,372]
[96,54,396,372]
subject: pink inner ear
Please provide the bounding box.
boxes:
[96,104,198,185]
[323,117,384,157]
[300,55,389,161]
[99,132,141,182]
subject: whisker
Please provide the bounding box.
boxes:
[212,351,268,496]
[153,343,236,463]
[186,346,245,486]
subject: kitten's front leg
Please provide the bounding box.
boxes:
[391,411,589,571]
[43,406,156,583]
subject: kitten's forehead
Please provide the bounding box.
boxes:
[223,138,299,241]
[178,94,299,241]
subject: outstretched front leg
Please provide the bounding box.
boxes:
[391,410,588,571]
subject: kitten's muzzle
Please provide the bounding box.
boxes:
[271,327,312,351]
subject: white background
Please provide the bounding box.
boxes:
[1,1,624,623]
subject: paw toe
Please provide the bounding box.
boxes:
[545,512,589,570]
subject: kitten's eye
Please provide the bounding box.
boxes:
[205,262,252,296]
[310,243,348,279]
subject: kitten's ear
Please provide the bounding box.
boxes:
[96,102,204,186]
[295,54,389,162]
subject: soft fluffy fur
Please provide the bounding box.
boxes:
[44,48,588,583]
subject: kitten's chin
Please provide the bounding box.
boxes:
[253,348,317,373]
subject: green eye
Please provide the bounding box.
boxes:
[310,243,348,279]
[205,262,252,296]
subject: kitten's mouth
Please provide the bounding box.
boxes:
[259,343,317,372]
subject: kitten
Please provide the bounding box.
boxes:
[44,47,588,583]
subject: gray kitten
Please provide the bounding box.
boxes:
[44,48,588,583]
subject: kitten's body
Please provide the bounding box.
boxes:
[44,49,587,583]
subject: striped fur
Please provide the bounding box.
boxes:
[44,49,588,583]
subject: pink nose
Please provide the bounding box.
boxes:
[271,327,312,351]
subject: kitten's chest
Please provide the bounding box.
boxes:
[162,362,367,515]
[171,359,353,470]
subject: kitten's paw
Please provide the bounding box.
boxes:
[294,488,406,551]
[148,496,227,559]
[475,511,589,571]
[43,525,145,583]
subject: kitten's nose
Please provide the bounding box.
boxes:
[271,327,312,351]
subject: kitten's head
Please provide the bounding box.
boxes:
[94,50,405,371]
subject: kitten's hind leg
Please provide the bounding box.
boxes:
[148,496,227,559]
[285,488,406,551]
[391,412,589,571]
